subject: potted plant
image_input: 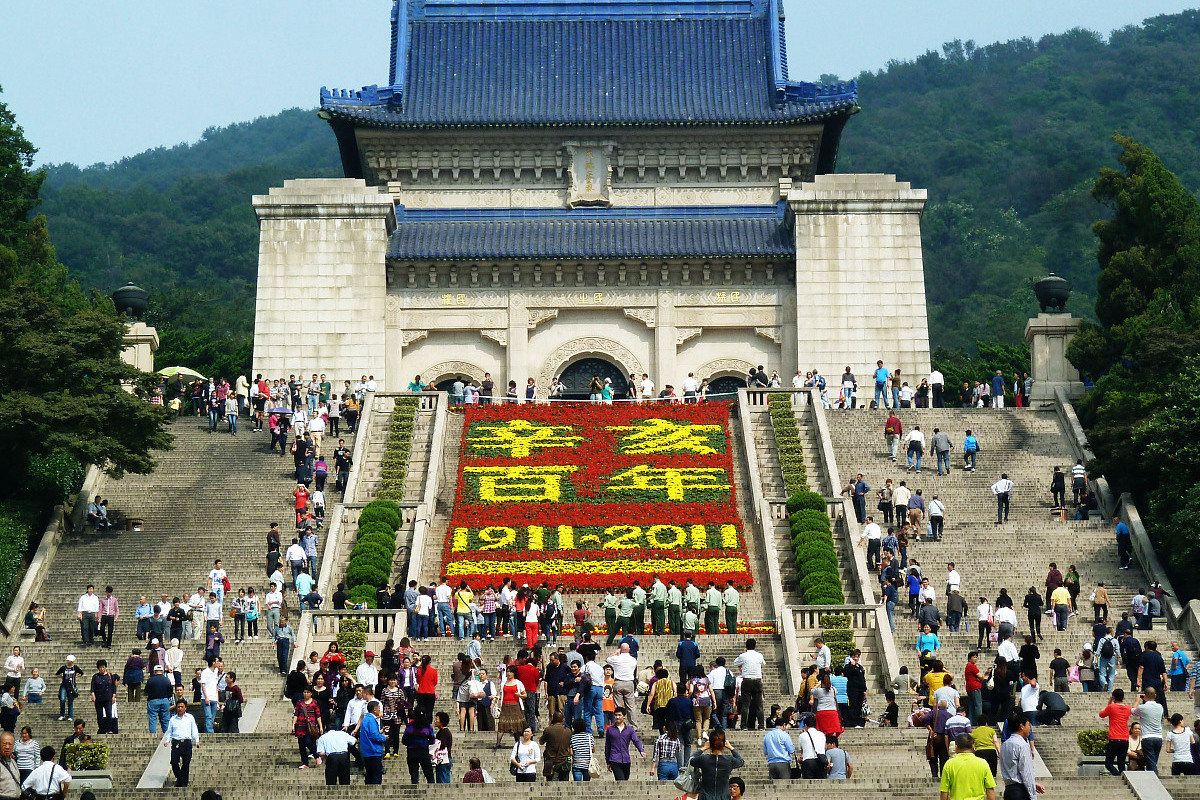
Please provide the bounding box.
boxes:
[1077,729,1108,776]
[63,741,113,790]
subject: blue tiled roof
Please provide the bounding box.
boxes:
[320,0,857,128]
[386,204,794,260]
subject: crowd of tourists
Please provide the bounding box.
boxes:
[822,362,1037,410]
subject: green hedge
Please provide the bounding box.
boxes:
[346,562,388,591]
[346,586,378,609]
[357,519,397,540]
[0,501,39,617]
[819,614,852,629]
[63,741,109,770]
[789,509,829,532]
[1077,730,1108,757]
[344,494,405,597]
[359,502,402,531]
[25,453,85,505]
[338,618,368,669]
[786,490,827,514]
[822,626,857,663]
[377,399,420,502]
[768,396,807,493]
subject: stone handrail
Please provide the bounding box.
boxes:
[735,388,799,695]
[406,391,448,586]
[310,608,400,639]
[790,603,902,692]
[1053,388,1200,640]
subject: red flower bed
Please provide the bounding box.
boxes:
[441,402,753,591]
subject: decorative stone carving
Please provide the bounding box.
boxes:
[416,360,487,384]
[481,329,508,347]
[565,141,615,207]
[676,327,702,346]
[537,337,646,390]
[623,308,656,329]
[695,357,756,380]
[754,326,783,344]
[526,308,559,329]
[385,295,403,327]
[401,330,429,348]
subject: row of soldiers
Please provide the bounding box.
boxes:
[599,575,742,644]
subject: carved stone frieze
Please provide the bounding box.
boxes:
[676,327,702,346]
[526,308,559,329]
[414,360,487,383]
[401,330,429,348]
[623,308,656,329]
[481,329,508,347]
[754,326,783,344]
[537,337,646,390]
[695,357,756,380]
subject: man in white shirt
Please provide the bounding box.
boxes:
[199,659,220,733]
[903,425,926,473]
[21,746,71,797]
[929,369,945,408]
[997,633,1020,666]
[317,727,358,785]
[343,685,367,733]
[365,376,378,392]
[265,583,284,642]
[813,638,832,671]
[1018,674,1040,729]
[991,473,1014,525]
[433,579,454,639]
[892,482,912,525]
[607,644,639,724]
[994,605,1018,640]
[858,517,882,571]
[796,718,827,779]
[187,590,205,640]
[946,563,961,595]
[681,373,700,403]
[206,560,227,606]
[734,639,767,730]
[356,651,380,694]
[638,374,655,402]
[708,658,732,724]
[77,585,100,647]
[163,700,200,787]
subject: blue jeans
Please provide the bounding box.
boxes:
[885,600,896,631]
[572,767,590,781]
[964,450,976,469]
[580,685,605,736]
[892,388,900,408]
[436,759,451,783]
[208,408,219,431]
[1142,737,1163,774]
[148,698,171,733]
[308,395,318,414]
[1098,656,1117,692]
[455,612,472,640]
[415,615,430,639]
[202,700,218,733]
[227,413,237,433]
[436,603,453,637]
[907,449,922,470]
[59,685,74,719]
[936,451,950,475]
[482,612,496,639]
[874,383,888,408]
[657,762,679,781]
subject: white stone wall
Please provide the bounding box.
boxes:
[789,174,932,383]
[252,179,394,386]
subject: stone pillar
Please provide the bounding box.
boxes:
[1025,313,1084,402]
[506,293,528,398]
[120,322,159,373]
[789,174,931,381]
[654,289,677,388]
[252,179,395,388]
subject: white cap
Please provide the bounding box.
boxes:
[151,638,159,644]
[66,655,75,662]
[153,665,164,671]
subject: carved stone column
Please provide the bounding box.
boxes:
[1024,313,1084,402]
[506,293,529,398]
[654,288,677,387]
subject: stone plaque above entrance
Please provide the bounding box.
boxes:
[565,141,614,207]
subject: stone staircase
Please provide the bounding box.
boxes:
[823,408,1194,739]
[3,415,355,786]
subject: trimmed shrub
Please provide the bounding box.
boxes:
[358,505,401,532]
[361,500,403,529]
[63,741,109,770]
[788,509,830,532]
[338,617,369,669]
[786,490,826,515]
[378,399,419,501]
[1077,730,1108,757]
[355,531,397,552]
[356,519,396,540]
[801,572,843,596]
[345,586,378,609]
[799,558,839,581]
[346,562,388,591]
[819,614,852,629]
[795,543,838,567]
[807,588,846,605]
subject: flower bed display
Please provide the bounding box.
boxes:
[442,403,752,591]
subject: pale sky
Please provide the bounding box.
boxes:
[1,1,1195,167]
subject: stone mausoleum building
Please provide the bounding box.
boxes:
[253,0,931,396]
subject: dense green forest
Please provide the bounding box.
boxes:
[34,10,1200,376]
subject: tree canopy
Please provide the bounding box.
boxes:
[1070,135,1200,587]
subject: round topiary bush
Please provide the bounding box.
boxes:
[800,572,843,598]
[346,562,388,591]
[359,504,401,532]
[788,509,830,532]
[1077,730,1108,757]
[356,520,396,542]
[798,555,839,579]
[805,586,846,605]
[791,526,833,547]
[355,531,397,551]
[345,586,378,609]
[787,491,827,514]
[795,543,837,567]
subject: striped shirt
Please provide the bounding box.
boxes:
[653,734,682,765]
[570,732,594,769]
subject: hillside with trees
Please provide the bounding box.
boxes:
[33,10,1200,377]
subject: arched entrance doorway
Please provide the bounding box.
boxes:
[558,358,629,400]
[707,375,747,401]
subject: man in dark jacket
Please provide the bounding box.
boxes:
[844,650,868,728]
[145,665,175,734]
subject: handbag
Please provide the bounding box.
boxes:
[672,766,700,793]
[509,743,521,776]
[805,730,829,774]
[589,753,603,778]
